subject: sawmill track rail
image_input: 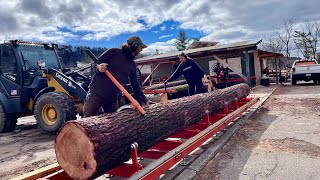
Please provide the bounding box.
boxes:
[14,97,258,180]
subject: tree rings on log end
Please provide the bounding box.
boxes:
[55,122,97,179]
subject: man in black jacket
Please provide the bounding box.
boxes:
[83,36,148,117]
[166,52,204,96]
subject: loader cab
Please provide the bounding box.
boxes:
[18,44,62,85]
[0,41,63,116]
[0,44,22,97]
[0,43,25,133]
[0,41,62,86]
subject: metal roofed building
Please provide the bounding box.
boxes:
[136,39,284,87]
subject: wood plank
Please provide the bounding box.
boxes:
[11,163,61,180]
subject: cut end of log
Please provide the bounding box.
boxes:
[55,123,97,179]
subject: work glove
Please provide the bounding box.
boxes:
[98,63,108,73]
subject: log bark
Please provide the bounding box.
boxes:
[55,83,250,179]
[166,84,189,99]
[144,79,187,90]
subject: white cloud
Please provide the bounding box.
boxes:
[0,0,320,47]
[142,38,176,55]
[160,25,166,31]
[159,34,173,39]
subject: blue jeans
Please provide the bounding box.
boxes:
[188,78,203,96]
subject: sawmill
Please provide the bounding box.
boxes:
[2,1,320,179]
[12,39,285,179]
[0,38,281,180]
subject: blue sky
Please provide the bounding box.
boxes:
[66,20,204,48]
[0,0,320,56]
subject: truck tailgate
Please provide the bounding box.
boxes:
[294,64,320,74]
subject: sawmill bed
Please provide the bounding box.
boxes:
[15,97,258,180]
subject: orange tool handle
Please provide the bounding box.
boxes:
[104,70,146,115]
[85,49,145,115]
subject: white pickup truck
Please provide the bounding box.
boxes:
[290,59,320,85]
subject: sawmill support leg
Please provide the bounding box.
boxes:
[131,142,143,171]
[205,110,211,126]
[224,102,229,115]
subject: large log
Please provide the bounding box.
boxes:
[55,83,250,179]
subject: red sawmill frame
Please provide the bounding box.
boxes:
[17,97,258,180]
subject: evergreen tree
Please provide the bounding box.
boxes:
[155,49,160,55]
[57,45,107,67]
[174,30,189,51]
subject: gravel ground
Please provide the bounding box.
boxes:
[194,82,320,180]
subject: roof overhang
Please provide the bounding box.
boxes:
[188,41,219,49]
[258,50,284,58]
[136,39,262,65]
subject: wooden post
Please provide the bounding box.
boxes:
[138,64,144,71]
[279,58,282,83]
[142,63,161,86]
[254,49,261,86]
[275,57,278,84]
[244,51,250,87]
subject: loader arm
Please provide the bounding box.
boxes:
[45,68,87,102]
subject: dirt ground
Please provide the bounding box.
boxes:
[194,82,320,180]
[0,117,56,179]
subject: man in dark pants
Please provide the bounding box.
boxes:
[165,52,204,96]
[83,36,149,117]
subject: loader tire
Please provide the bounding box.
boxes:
[56,92,77,121]
[35,92,76,134]
[0,103,17,133]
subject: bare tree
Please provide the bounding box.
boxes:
[261,33,284,69]
[294,30,312,59]
[294,20,320,59]
[261,33,284,53]
[305,20,319,59]
[275,18,295,61]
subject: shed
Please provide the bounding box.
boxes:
[135,40,283,87]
